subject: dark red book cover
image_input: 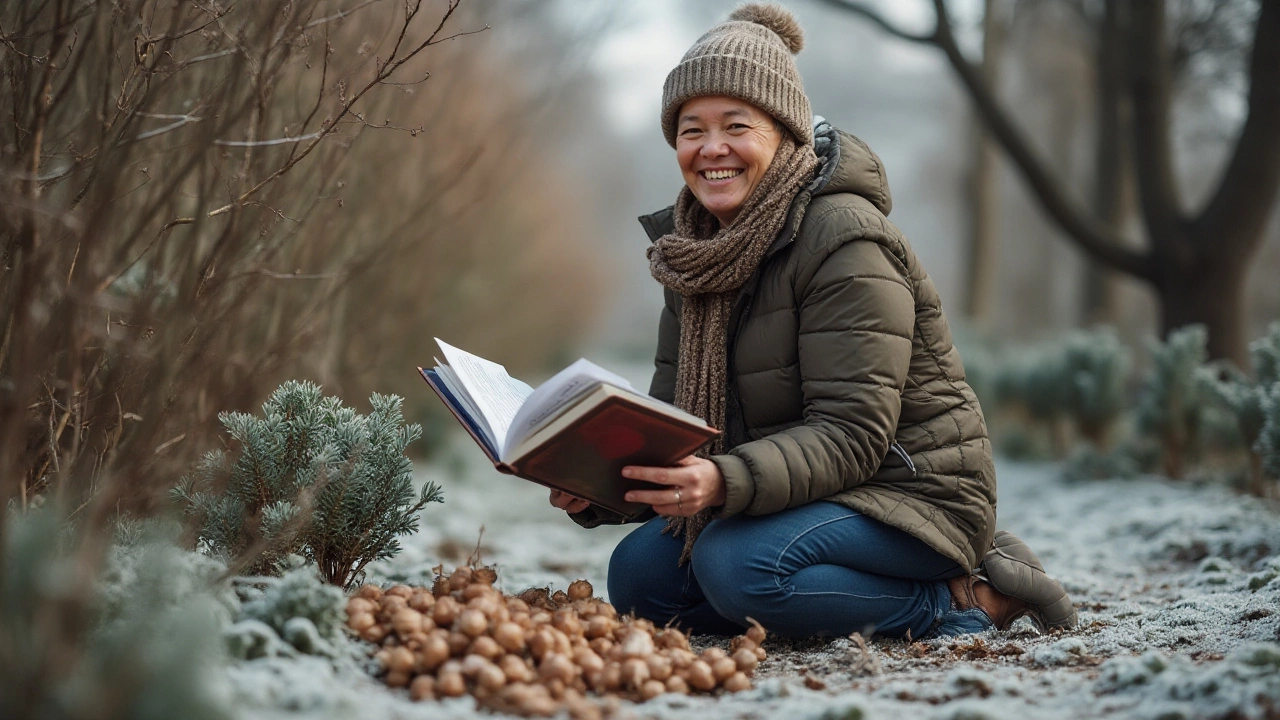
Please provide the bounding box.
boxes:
[511,396,718,519]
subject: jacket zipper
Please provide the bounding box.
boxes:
[726,294,753,446]
[890,442,917,476]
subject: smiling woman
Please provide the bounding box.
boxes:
[549,2,1077,642]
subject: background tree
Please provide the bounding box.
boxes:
[817,0,1280,366]
[961,0,1006,326]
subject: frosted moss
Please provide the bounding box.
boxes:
[235,562,347,656]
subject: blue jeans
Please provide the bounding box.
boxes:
[607,501,993,639]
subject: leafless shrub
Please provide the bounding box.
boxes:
[1,0,605,525]
[2,0,606,713]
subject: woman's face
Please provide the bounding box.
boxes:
[675,96,783,227]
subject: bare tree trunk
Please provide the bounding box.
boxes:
[1155,246,1249,363]
[963,0,1004,326]
[1082,0,1127,326]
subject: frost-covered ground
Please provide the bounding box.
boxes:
[227,439,1280,720]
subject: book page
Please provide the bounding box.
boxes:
[435,338,533,448]
[422,366,500,461]
[502,358,636,460]
[433,362,496,449]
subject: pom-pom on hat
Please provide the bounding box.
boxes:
[660,3,812,147]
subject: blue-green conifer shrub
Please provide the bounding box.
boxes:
[1203,322,1280,493]
[1057,328,1131,448]
[1259,383,1280,483]
[173,381,443,587]
[1133,325,1212,479]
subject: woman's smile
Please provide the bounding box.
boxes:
[700,168,744,181]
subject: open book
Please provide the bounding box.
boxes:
[418,339,719,520]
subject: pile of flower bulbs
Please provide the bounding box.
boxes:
[344,566,768,717]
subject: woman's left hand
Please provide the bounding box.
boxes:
[622,456,726,517]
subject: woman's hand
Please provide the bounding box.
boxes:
[622,456,726,517]
[549,489,590,515]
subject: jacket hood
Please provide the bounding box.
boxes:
[809,118,893,216]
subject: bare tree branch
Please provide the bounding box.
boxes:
[1127,0,1188,255]
[182,48,238,66]
[810,0,937,44]
[1193,0,1280,256]
[204,0,483,219]
[214,131,322,146]
[305,0,387,29]
[823,0,1153,279]
[129,113,203,142]
[241,269,345,280]
[927,0,1154,279]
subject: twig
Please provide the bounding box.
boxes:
[134,6,231,58]
[379,70,431,86]
[244,200,301,223]
[0,18,49,61]
[183,48,239,65]
[846,632,883,676]
[349,113,423,135]
[214,131,323,147]
[811,0,937,44]
[131,114,203,142]
[305,0,387,28]
[424,26,491,45]
[467,525,486,567]
[241,269,344,280]
[94,217,194,294]
[154,433,188,455]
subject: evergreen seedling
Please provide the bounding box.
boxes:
[1259,383,1280,484]
[173,381,443,587]
[1253,323,1280,487]
[991,347,1068,458]
[1203,322,1280,494]
[990,328,1130,456]
[1133,325,1213,479]
[1058,328,1131,448]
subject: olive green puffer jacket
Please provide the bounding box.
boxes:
[649,126,996,571]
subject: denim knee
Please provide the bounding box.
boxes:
[690,520,778,626]
[606,526,651,614]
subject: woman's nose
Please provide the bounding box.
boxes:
[699,136,730,158]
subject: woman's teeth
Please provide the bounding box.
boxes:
[703,169,743,180]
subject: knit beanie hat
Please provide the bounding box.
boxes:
[661,3,812,147]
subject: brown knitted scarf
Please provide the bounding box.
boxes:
[647,134,819,564]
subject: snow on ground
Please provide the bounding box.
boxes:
[227,439,1280,720]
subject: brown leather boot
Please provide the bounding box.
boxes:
[981,531,1078,631]
[946,574,1034,631]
